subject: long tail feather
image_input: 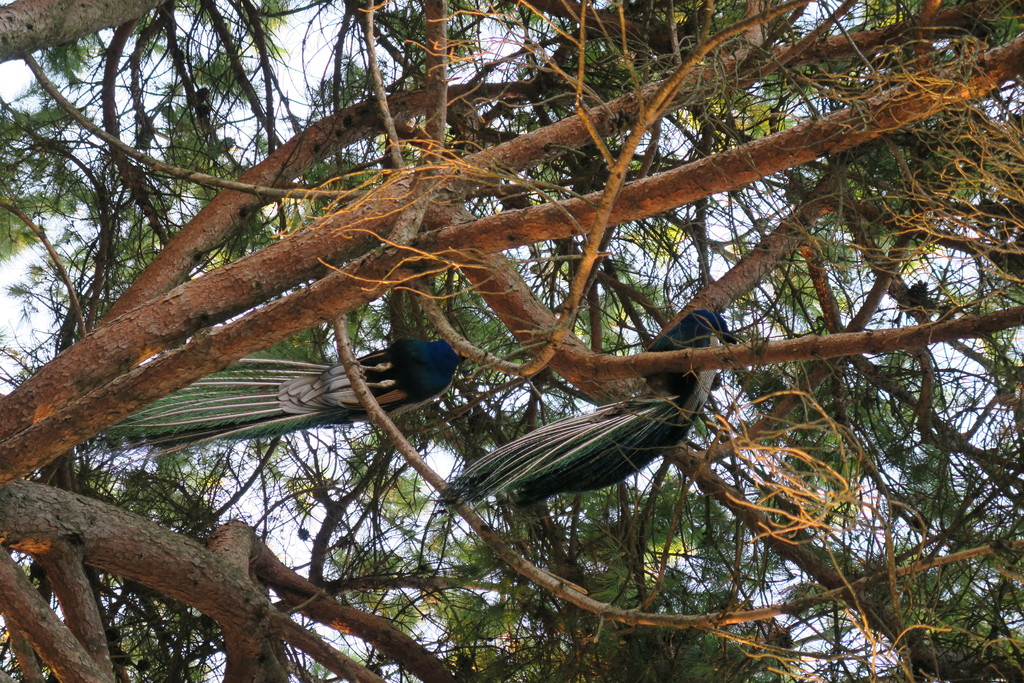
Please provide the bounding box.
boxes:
[449,401,678,505]
[447,310,732,505]
[108,339,462,451]
[449,378,712,506]
[107,359,351,449]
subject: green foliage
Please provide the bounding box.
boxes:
[0,215,35,263]
[2,0,1024,679]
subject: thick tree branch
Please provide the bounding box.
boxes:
[270,612,387,683]
[1,31,1021,482]
[0,482,279,681]
[252,537,455,683]
[0,0,164,62]
[103,1,994,320]
[36,542,115,677]
[205,522,287,683]
[0,549,113,683]
[8,627,45,682]
[105,81,529,318]
[0,482,447,681]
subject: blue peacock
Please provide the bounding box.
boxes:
[109,339,461,449]
[447,310,736,505]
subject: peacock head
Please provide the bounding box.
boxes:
[652,309,738,352]
[425,339,462,374]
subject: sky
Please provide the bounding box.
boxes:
[0,61,42,392]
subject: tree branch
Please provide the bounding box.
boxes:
[0,549,113,683]
[36,542,115,677]
[2,30,1022,483]
[0,0,163,62]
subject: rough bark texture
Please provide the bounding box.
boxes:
[0,549,113,683]
[0,482,278,680]
[0,0,165,62]
[1,31,1022,481]
[36,543,115,677]
[0,482,446,682]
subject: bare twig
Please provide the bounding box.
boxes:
[362,0,405,168]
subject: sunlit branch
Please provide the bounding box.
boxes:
[361,0,405,169]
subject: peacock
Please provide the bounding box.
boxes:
[109,338,460,449]
[446,310,736,505]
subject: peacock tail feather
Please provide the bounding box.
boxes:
[449,364,716,506]
[109,339,460,451]
[446,310,733,505]
[108,358,353,449]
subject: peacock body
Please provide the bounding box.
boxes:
[109,339,460,449]
[447,311,736,505]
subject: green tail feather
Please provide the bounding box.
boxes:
[447,399,694,506]
[108,359,352,449]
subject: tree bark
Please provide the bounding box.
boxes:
[0,0,164,62]
[2,31,1022,484]
[0,549,114,682]
[0,483,453,681]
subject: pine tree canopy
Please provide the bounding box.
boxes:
[1,0,1023,679]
